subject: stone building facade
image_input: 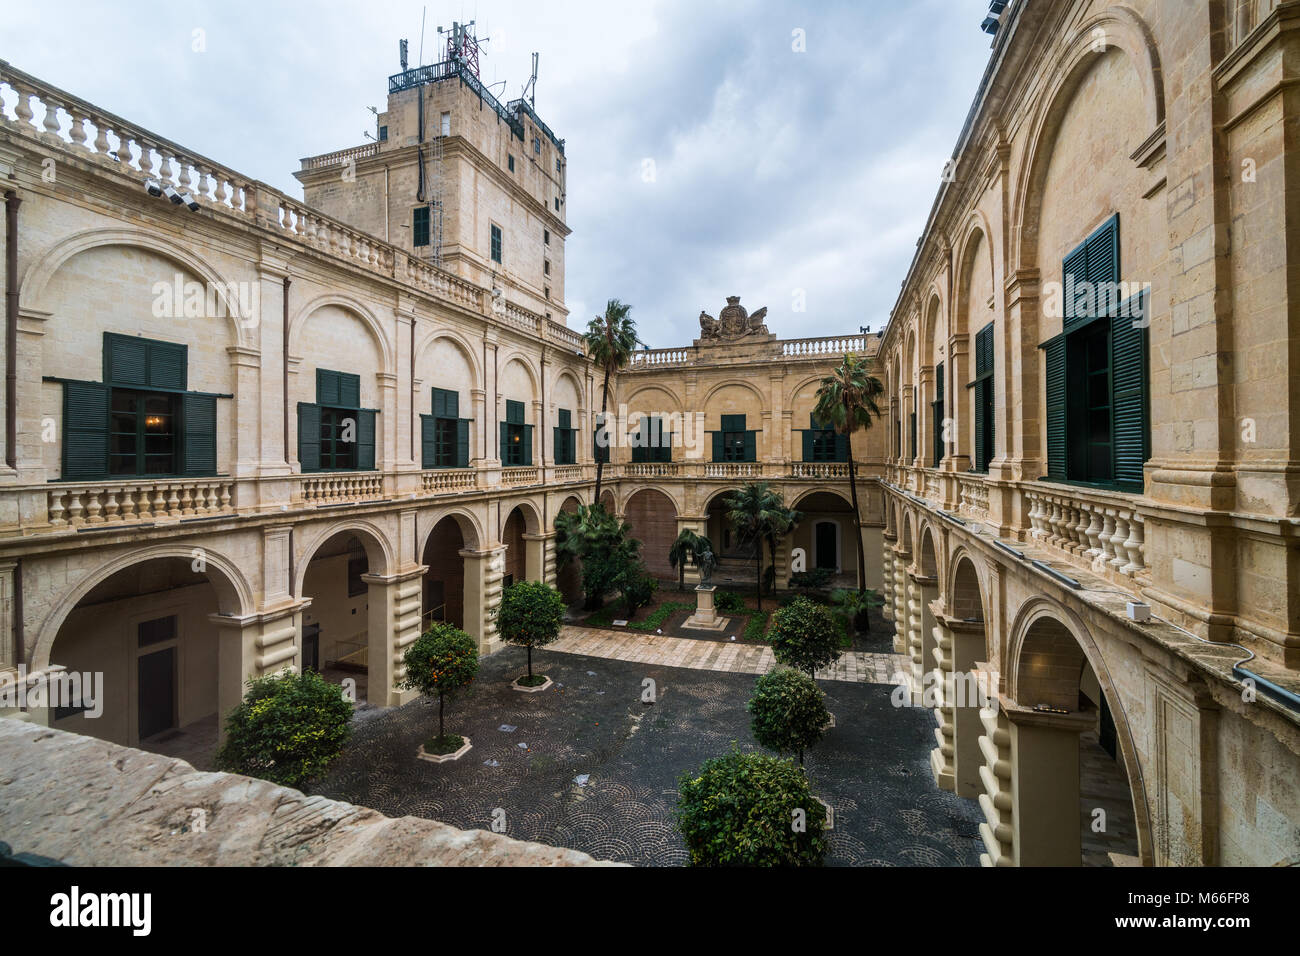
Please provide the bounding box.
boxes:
[873,0,1300,866]
[0,0,1298,870]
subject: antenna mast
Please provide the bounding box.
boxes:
[520,52,539,108]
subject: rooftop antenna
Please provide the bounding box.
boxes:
[418,7,427,66]
[438,20,485,77]
[399,38,408,71]
[520,51,539,108]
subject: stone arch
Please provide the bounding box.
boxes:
[900,510,915,556]
[30,543,255,672]
[20,227,252,349]
[917,522,940,580]
[952,212,998,338]
[1011,7,1164,273]
[289,292,395,375]
[921,290,944,362]
[701,377,768,409]
[414,327,483,389]
[294,519,395,596]
[501,499,542,537]
[417,507,483,555]
[624,382,684,412]
[498,351,541,400]
[1007,597,1153,864]
[947,548,988,625]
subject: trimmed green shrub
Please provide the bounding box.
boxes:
[743,610,770,642]
[497,580,566,682]
[401,623,479,753]
[748,668,830,764]
[829,587,885,638]
[716,590,746,614]
[770,596,844,678]
[616,560,659,617]
[216,669,352,787]
[790,568,833,590]
[675,749,827,866]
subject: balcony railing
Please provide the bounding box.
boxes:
[789,462,848,479]
[502,467,540,487]
[1026,484,1146,579]
[47,477,234,527]
[421,469,476,494]
[623,462,680,478]
[958,475,989,521]
[296,473,385,505]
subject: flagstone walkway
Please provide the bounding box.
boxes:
[550,625,906,685]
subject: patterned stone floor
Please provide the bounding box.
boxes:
[549,625,907,684]
[308,644,985,866]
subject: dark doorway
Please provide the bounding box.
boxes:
[137,646,176,740]
[302,623,321,673]
[815,522,838,570]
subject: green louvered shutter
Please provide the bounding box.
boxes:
[521,424,534,466]
[316,369,339,406]
[298,402,321,472]
[455,419,470,467]
[1087,216,1120,312]
[181,392,217,476]
[104,334,148,387]
[743,430,756,462]
[148,341,187,390]
[501,422,510,463]
[356,409,376,470]
[1044,335,1067,480]
[801,428,814,462]
[352,410,373,468]
[338,373,361,409]
[834,432,849,462]
[421,415,437,468]
[711,431,723,462]
[1063,243,1089,332]
[932,362,945,467]
[1110,307,1149,489]
[62,380,109,480]
[1065,215,1119,331]
[973,381,986,473]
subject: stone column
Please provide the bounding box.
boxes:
[227,345,263,479]
[879,530,896,621]
[524,530,555,585]
[930,612,987,799]
[891,545,910,655]
[210,600,306,743]
[360,566,426,708]
[1000,695,1093,867]
[945,333,971,471]
[462,546,505,655]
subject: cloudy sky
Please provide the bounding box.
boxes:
[2,0,994,347]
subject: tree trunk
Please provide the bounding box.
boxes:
[755,538,763,612]
[845,428,870,634]
[438,691,445,740]
[527,643,534,680]
[593,363,611,506]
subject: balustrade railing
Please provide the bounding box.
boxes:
[780,334,874,358]
[296,473,384,505]
[958,475,989,520]
[421,469,476,494]
[502,467,540,487]
[299,142,379,170]
[48,478,234,527]
[553,465,584,482]
[704,462,760,479]
[789,462,848,479]
[1025,485,1146,578]
[623,462,679,478]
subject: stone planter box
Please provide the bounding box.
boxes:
[417,736,472,763]
[512,675,554,693]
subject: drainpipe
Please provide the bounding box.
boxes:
[282,276,291,465]
[5,190,19,471]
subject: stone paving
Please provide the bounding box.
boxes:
[550,625,907,685]
[309,644,985,866]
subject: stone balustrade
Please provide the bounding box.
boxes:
[789,462,849,479]
[47,478,234,527]
[1025,485,1146,579]
[299,141,379,170]
[958,475,989,520]
[628,348,691,368]
[923,471,941,502]
[421,469,476,494]
[553,465,583,482]
[622,462,679,478]
[502,467,540,487]
[296,473,385,505]
[780,334,874,358]
[703,462,761,479]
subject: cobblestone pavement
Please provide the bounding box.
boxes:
[550,626,907,684]
[309,644,984,867]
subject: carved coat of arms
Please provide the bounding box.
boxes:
[699,296,769,341]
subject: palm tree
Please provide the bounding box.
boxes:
[583,299,640,506]
[668,529,714,591]
[812,352,885,597]
[724,482,797,611]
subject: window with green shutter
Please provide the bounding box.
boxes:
[554,408,577,466]
[501,399,531,466]
[803,415,847,463]
[932,363,945,467]
[413,206,430,247]
[491,223,503,264]
[301,368,376,472]
[631,415,672,463]
[970,322,995,473]
[422,387,471,468]
[1041,216,1148,491]
[714,414,755,462]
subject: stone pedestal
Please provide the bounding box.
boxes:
[683,585,730,632]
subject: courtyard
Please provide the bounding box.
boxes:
[308,632,986,867]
